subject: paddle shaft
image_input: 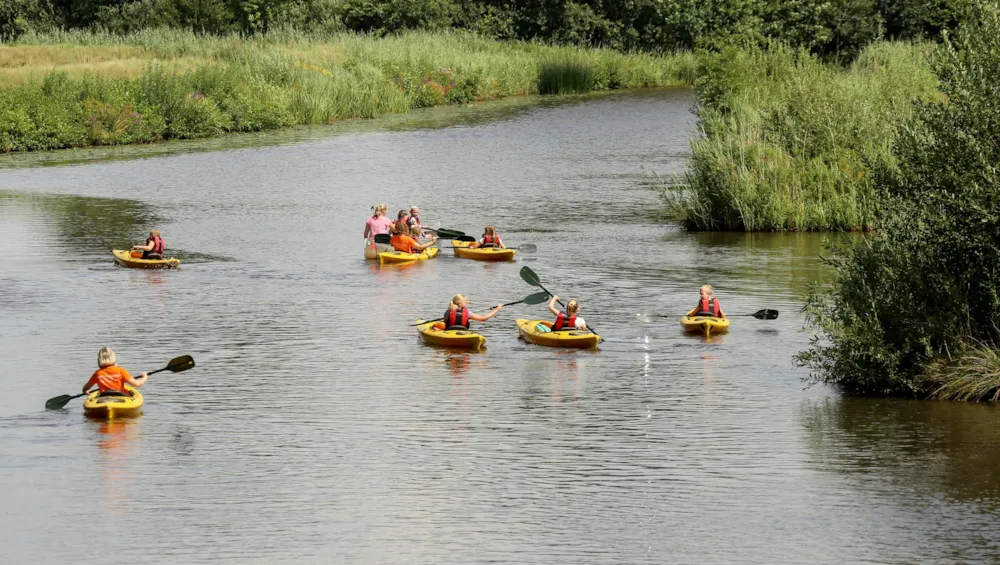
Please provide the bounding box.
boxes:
[413,298,534,326]
[523,270,603,339]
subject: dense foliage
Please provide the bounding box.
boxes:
[798,3,1000,399]
[664,40,939,231]
[0,0,976,56]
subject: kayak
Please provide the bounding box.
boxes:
[378,247,439,264]
[516,319,601,349]
[680,309,731,336]
[451,240,517,262]
[112,249,180,269]
[83,385,144,419]
[416,319,486,350]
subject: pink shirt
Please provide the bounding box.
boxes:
[365,216,393,238]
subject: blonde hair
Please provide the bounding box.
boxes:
[450,294,468,310]
[98,347,116,368]
[483,225,496,236]
[410,225,422,237]
[700,285,713,295]
[566,299,579,315]
[371,204,386,218]
[150,230,161,238]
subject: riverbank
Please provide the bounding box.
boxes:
[0,29,697,152]
[664,40,940,232]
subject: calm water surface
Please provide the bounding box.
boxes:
[2,89,999,564]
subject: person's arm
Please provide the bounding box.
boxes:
[82,375,97,394]
[717,304,725,317]
[470,304,504,322]
[364,221,372,240]
[132,240,153,251]
[547,295,560,316]
[124,371,148,388]
[414,236,438,251]
[497,237,506,249]
[576,317,588,331]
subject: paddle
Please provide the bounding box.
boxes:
[519,266,602,340]
[411,291,551,326]
[426,227,466,239]
[447,243,537,253]
[44,355,196,410]
[634,309,779,323]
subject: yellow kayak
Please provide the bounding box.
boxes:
[516,319,601,349]
[378,247,439,264]
[83,385,144,419]
[452,240,517,262]
[680,309,731,336]
[416,319,486,350]
[112,249,180,269]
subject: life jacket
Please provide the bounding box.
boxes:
[145,236,164,258]
[695,298,720,317]
[444,307,470,330]
[481,234,500,248]
[553,311,577,331]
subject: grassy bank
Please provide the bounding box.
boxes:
[665,41,940,232]
[0,29,696,152]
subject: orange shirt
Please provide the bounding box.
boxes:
[390,234,419,253]
[85,366,133,393]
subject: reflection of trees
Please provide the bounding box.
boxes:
[0,191,158,255]
[801,396,1000,502]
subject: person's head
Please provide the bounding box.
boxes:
[372,204,386,218]
[98,347,116,368]
[700,285,713,300]
[483,225,496,237]
[397,210,408,220]
[394,221,408,235]
[409,206,419,218]
[150,229,161,238]
[410,224,422,237]
[566,299,579,315]
[450,293,468,310]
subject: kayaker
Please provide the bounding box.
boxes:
[83,347,148,397]
[364,204,393,239]
[390,221,437,253]
[132,230,165,259]
[408,206,422,230]
[548,296,587,331]
[693,285,725,317]
[444,294,504,330]
[471,225,505,249]
[394,209,410,230]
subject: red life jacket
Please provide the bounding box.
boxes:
[554,312,577,331]
[696,298,720,317]
[445,307,470,330]
[147,236,164,256]
[482,234,500,248]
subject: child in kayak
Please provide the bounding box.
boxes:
[693,285,725,317]
[471,225,505,249]
[548,296,587,331]
[83,347,148,397]
[443,294,504,330]
[390,221,437,253]
[132,230,165,259]
[364,204,393,239]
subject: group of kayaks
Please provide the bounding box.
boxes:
[365,239,517,264]
[415,319,602,350]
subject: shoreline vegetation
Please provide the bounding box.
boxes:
[0,29,696,153]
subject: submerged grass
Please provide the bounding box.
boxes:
[0,29,695,152]
[665,41,940,232]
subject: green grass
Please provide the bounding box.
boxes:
[664,41,941,232]
[0,29,696,152]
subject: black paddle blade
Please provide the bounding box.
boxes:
[436,228,465,239]
[166,355,195,372]
[45,394,77,410]
[753,309,779,320]
[520,266,542,287]
[522,291,551,305]
[457,235,476,242]
[516,243,537,253]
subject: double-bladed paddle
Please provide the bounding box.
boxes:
[634,309,779,323]
[44,355,196,410]
[447,242,538,253]
[411,291,551,326]
[425,227,466,239]
[519,266,602,340]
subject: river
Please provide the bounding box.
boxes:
[2,88,999,564]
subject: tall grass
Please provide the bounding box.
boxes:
[665,41,940,231]
[0,30,696,153]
